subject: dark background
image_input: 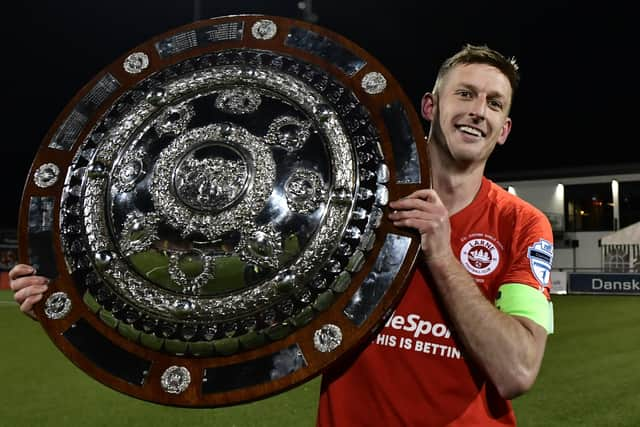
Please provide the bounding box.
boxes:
[2,0,634,229]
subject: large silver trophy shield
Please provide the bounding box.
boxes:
[19,15,429,406]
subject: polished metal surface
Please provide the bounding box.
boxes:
[19,14,428,407]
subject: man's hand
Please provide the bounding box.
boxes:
[9,264,49,320]
[388,189,452,262]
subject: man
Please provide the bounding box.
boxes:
[316,44,554,426]
[11,43,552,425]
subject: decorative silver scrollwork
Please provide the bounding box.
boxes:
[168,251,215,295]
[285,168,326,214]
[174,151,249,212]
[69,63,358,321]
[119,211,160,256]
[214,87,262,115]
[313,324,342,352]
[113,148,146,192]
[153,103,195,136]
[238,223,284,269]
[160,365,191,394]
[44,291,72,320]
[151,123,276,240]
[146,87,167,106]
[265,115,312,151]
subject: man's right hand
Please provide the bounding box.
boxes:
[9,264,49,320]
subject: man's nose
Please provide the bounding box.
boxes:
[469,97,487,119]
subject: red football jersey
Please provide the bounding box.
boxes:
[317,178,553,426]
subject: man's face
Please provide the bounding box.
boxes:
[423,63,513,166]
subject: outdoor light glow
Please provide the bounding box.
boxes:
[554,183,564,200]
[612,180,619,230]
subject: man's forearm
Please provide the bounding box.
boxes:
[425,253,547,399]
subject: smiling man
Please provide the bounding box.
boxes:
[316,44,554,426]
[9,43,555,426]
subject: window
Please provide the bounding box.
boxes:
[620,181,640,228]
[564,183,613,231]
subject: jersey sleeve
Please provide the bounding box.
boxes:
[501,207,554,298]
[497,207,554,333]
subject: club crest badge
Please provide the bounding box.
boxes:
[528,239,553,287]
[460,238,500,276]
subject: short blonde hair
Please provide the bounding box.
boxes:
[433,44,520,102]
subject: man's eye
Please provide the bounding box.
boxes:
[489,100,503,110]
[456,90,472,98]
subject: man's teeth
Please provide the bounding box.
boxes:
[459,125,482,137]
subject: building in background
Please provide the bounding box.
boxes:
[492,164,640,295]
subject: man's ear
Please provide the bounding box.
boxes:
[421,93,435,121]
[497,117,513,146]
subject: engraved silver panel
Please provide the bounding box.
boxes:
[155,22,244,58]
[344,233,412,326]
[215,87,262,114]
[49,74,120,151]
[29,197,54,233]
[285,27,366,76]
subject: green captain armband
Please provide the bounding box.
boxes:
[495,283,554,334]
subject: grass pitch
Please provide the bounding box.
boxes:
[1,292,639,426]
[512,295,640,426]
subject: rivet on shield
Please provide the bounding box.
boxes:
[160,365,191,394]
[44,291,72,320]
[361,72,387,95]
[313,324,343,352]
[34,163,60,188]
[123,52,150,74]
[251,19,278,40]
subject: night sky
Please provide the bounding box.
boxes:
[2,0,634,228]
